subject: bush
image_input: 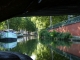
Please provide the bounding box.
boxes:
[39,29,51,40]
[39,29,51,44]
[50,30,60,40]
[39,29,72,47]
[50,31,72,41]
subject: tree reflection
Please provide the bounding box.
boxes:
[11,39,38,56]
[0,38,71,60]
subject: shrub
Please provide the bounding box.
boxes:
[50,30,60,40]
[39,29,51,44]
[50,31,72,41]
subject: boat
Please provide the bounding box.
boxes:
[0,29,17,49]
[0,29,17,43]
[0,20,18,49]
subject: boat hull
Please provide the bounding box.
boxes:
[0,38,17,43]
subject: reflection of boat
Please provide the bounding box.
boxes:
[16,32,24,38]
[0,42,17,49]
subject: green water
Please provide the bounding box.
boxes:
[0,39,69,60]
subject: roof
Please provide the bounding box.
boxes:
[0,0,80,22]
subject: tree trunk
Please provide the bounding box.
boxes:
[50,16,52,27]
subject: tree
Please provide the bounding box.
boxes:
[21,17,36,32]
[6,17,22,31]
[0,21,6,30]
[4,17,36,31]
[31,15,68,31]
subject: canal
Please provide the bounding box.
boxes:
[0,35,80,60]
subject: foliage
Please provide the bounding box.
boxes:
[50,31,72,47]
[21,17,36,32]
[0,15,75,32]
[39,29,72,42]
[39,29,51,40]
[51,15,68,25]
[2,17,36,32]
[50,30,60,40]
[0,46,6,51]
[7,17,22,30]
[39,29,72,47]
[53,51,69,60]
[11,39,38,56]
[0,15,77,31]
[51,40,72,47]
[31,15,68,31]
[52,15,80,29]
[0,21,6,30]
[34,43,52,60]
[50,31,72,41]
[60,32,72,40]
[31,16,50,30]
[39,29,51,44]
[35,43,69,60]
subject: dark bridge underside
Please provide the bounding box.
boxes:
[0,0,80,21]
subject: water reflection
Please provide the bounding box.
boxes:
[17,36,36,42]
[0,35,37,59]
[11,39,38,56]
[0,35,36,50]
[0,36,80,58]
[0,42,17,49]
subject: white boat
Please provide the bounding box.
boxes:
[0,30,17,43]
[0,30,17,49]
[0,20,17,49]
